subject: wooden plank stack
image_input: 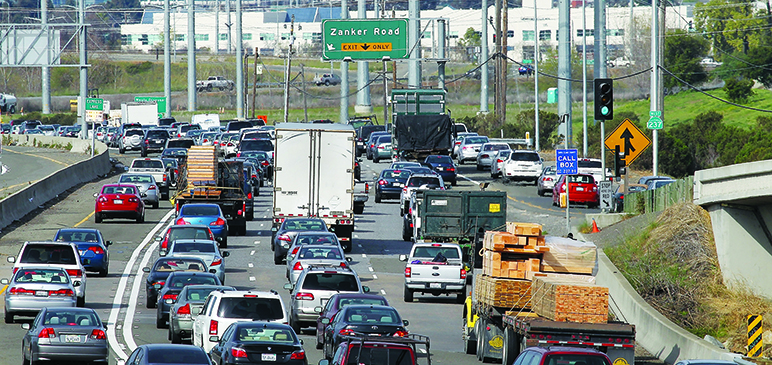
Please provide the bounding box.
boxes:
[540,236,598,275]
[481,225,547,280]
[474,274,532,309]
[186,146,218,187]
[530,276,609,324]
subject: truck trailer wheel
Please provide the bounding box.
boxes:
[502,327,520,365]
[403,286,413,302]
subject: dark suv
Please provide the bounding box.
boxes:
[142,129,170,157]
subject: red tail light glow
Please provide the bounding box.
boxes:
[278,234,291,242]
[209,320,218,335]
[293,262,303,271]
[49,288,74,297]
[295,292,314,300]
[90,329,106,339]
[162,293,178,301]
[177,303,192,318]
[211,218,226,226]
[97,196,108,203]
[176,218,190,225]
[378,179,387,186]
[9,287,35,295]
[66,269,82,278]
[231,347,248,358]
[148,185,157,190]
[88,246,104,255]
[393,330,409,337]
[405,267,412,278]
[210,258,222,266]
[460,269,467,280]
[339,329,355,336]
[39,328,56,338]
[290,350,306,360]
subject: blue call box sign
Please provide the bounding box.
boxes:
[556,149,578,175]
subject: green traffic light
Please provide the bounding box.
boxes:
[601,106,609,115]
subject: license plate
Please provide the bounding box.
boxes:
[64,334,81,343]
[577,187,584,191]
[429,283,442,289]
[437,167,444,171]
[36,291,47,296]
[114,199,123,204]
[155,139,163,143]
[262,353,277,361]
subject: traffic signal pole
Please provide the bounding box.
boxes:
[650,0,660,175]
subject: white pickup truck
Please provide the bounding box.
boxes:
[128,158,170,200]
[399,242,466,304]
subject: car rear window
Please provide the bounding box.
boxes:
[172,242,217,254]
[578,160,602,168]
[294,234,337,245]
[20,244,77,265]
[284,220,327,231]
[217,297,285,320]
[132,160,164,169]
[54,230,99,243]
[302,273,358,291]
[426,155,452,163]
[125,129,144,137]
[412,246,460,259]
[511,152,540,162]
[543,354,611,365]
[381,170,412,179]
[338,297,388,307]
[167,139,195,148]
[153,259,206,272]
[147,348,209,364]
[407,177,441,188]
[345,308,399,324]
[181,205,221,216]
[297,246,342,259]
[483,144,509,151]
[240,139,274,151]
[146,130,168,138]
[345,346,414,365]
[239,326,297,342]
[186,287,229,301]
[567,175,596,184]
[43,310,98,326]
[102,185,138,195]
[169,275,219,287]
[227,121,252,131]
[376,136,392,144]
[465,137,488,144]
[120,175,154,183]
[15,268,69,283]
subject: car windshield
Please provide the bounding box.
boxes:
[171,242,217,254]
[346,346,413,365]
[54,230,99,243]
[43,310,98,326]
[169,275,218,287]
[543,354,611,365]
[297,247,342,259]
[578,160,602,168]
[465,137,488,144]
[345,308,400,324]
[181,205,221,216]
[412,246,460,259]
[153,259,206,272]
[283,220,327,231]
[238,327,297,343]
[15,268,69,283]
[20,244,77,264]
[302,273,358,291]
[240,139,274,151]
[120,174,154,183]
[217,297,285,320]
[407,177,441,188]
[511,152,540,162]
[147,348,210,364]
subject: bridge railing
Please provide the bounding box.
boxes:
[623,176,694,214]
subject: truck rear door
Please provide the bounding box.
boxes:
[274,128,313,218]
[313,129,354,218]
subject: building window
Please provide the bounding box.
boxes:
[219,34,227,41]
[195,34,209,41]
[175,34,185,42]
[121,34,132,44]
[281,32,290,40]
[449,31,459,39]
[577,29,594,37]
[422,31,431,38]
[523,30,534,41]
[607,29,624,37]
[539,30,551,41]
[139,34,148,45]
[243,33,252,40]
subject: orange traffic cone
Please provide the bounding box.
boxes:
[591,219,601,233]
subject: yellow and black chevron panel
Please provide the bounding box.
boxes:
[747,314,763,357]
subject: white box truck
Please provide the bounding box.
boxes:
[271,123,356,251]
[120,102,159,126]
[191,114,221,131]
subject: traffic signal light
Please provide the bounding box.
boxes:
[594,78,613,120]
[614,146,626,177]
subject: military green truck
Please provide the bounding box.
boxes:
[402,190,507,275]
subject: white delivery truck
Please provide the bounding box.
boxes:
[191,114,221,131]
[121,102,159,126]
[272,123,356,251]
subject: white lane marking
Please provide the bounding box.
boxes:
[368,267,374,272]
[354,234,359,238]
[380,290,386,295]
[361,253,367,258]
[253,240,259,244]
[260,223,264,227]
[107,209,174,361]
[458,174,481,185]
[249,276,256,281]
[250,250,256,255]
[248,263,254,268]
[372,274,378,279]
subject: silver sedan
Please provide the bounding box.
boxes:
[285,244,349,285]
[21,307,109,364]
[476,142,511,170]
[118,173,161,209]
[490,149,512,178]
[162,239,229,284]
[4,266,78,323]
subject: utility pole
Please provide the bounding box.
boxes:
[78,0,87,138]
[480,0,489,113]
[187,0,196,112]
[252,49,258,118]
[236,0,243,118]
[437,19,446,91]
[339,0,349,123]
[595,0,607,177]
[534,0,540,151]
[407,0,421,88]
[226,0,232,54]
[42,0,50,114]
[650,0,660,175]
[582,0,587,157]
[501,5,507,126]
[355,0,371,114]
[215,0,219,54]
[494,0,501,122]
[164,0,171,117]
[558,0,572,146]
[283,16,294,123]
[301,63,308,123]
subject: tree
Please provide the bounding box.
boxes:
[663,30,709,89]
[458,27,481,49]
[694,0,765,56]
[722,78,754,103]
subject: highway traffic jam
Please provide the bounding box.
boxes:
[1,115,638,365]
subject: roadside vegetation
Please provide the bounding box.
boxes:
[605,202,772,356]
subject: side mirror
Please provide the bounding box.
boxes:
[209,335,219,342]
[21,323,30,330]
[314,306,323,313]
[222,251,230,257]
[159,250,167,257]
[283,283,293,291]
[142,267,150,273]
[93,192,98,198]
[398,254,408,262]
[321,318,330,325]
[105,241,113,246]
[7,256,15,263]
[345,257,352,262]
[362,286,370,293]
[403,320,410,326]
[155,236,162,242]
[73,281,82,287]
[0,278,9,285]
[209,269,217,274]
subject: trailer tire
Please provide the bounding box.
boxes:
[464,328,477,355]
[476,319,485,361]
[503,327,519,365]
[403,286,413,302]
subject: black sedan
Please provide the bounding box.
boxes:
[126,344,212,365]
[239,150,273,180]
[314,293,389,350]
[210,322,307,365]
[21,307,108,365]
[423,155,457,185]
[160,147,188,165]
[156,271,221,329]
[143,257,209,309]
[374,169,412,203]
[322,305,409,359]
[272,218,329,265]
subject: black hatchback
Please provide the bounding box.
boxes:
[375,169,412,203]
[142,129,170,157]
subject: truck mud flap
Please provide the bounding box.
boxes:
[477,317,503,362]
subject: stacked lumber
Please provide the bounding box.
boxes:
[482,251,540,280]
[186,146,218,187]
[530,275,609,324]
[481,227,547,280]
[474,274,532,309]
[540,236,598,275]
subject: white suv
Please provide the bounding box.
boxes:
[192,289,287,353]
[503,150,543,184]
[7,241,88,307]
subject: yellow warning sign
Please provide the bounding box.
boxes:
[748,314,763,357]
[341,42,393,51]
[489,203,500,213]
[604,119,651,166]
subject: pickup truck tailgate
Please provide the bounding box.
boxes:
[408,260,464,284]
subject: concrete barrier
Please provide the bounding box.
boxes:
[7,134,104,154]
[0,137,111,230]
[595,250,737,363]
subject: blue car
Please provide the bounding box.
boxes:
[53,228,111,277]
[423,155,457,185]
[175,203,229,247]
[375,169,412,203]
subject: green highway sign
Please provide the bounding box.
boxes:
[85,98,103,111]
[650,110,661,117]
[322,19,409,61]
[135,96,167,118]
[647,116,663,130]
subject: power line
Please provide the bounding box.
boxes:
[660,65,772,113]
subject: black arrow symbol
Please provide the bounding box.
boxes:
[620,128,636,157]
[361,43,371,50]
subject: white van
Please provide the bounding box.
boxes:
[191,114,220,131]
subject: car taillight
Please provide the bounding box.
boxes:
[88,246,104,254]
[378,146,385,149]
[293,262,303,271]
[447,167,455,172]
[177,303,192,318]
[231,347,248,358]
[209,320,218,335]
[90,329,106,340]
[460,268,467,280]
[339,328,355,336]
[203,139,208,143]
[496,159,503,163]
[295,292,314,300]
[393,330,409,337]
[162,293,178,301]
[49,288,74,297]
[66,269,82,278]
[290,350,306,360]
[228,142,234,146]
[148,185,157,190]
[9,287,35,295]
[261,161,269,167]
[176,218,190,225]
[39,328,56,338]
[163,175,167,182]
[378,179,387,186]
[340,261,347,268]
[211,218,226,226]
[251,173,257,178]
[97,196,108,203]
[144,140,149,145]
[247,192,253,199]
[154,281,165,287]
[291,247,300,256]
[405,267,411,278]
[278,234,291,242]
[128,197,139,203]
[236,152,242,157]
[211,258,222,266]
[161,237,169,249]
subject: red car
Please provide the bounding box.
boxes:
[94,184,146,223]
[552,173,599,208]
